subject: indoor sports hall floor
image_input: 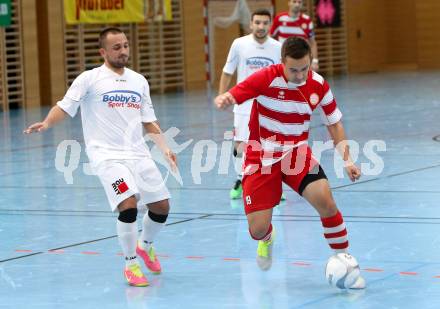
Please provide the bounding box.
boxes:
[1,71,440,309]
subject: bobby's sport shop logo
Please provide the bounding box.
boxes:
[246,57,275,70]
[102,90,142,109]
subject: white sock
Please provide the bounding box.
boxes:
[237,172,243,181]
[140,212,165,251]
[235,154,244,181]
[116,219,139,266]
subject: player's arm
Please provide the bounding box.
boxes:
[219,39,238,95]
[215,69,266,110]
[143,121,177,171]
[140,76,176,169]
[215,91,237,110]
[326,121,361,182]
[218,72,233,95]
[309,37,319,71]
[216,71,235,108]
[307,19,319,70]
[25,72,87,134]
[214,69,266,109]
[24,105,67,134]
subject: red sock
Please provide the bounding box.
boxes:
[321,211,348,253]
[249,224,273,241]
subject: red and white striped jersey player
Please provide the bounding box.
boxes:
[270,0,319,71]
[214,37,365,289]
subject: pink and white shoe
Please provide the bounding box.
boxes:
[124,264,149,287]
[136,243,162,274]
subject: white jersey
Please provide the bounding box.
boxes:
[223,34,281,115]
[57,64,157,167]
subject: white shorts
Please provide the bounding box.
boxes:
[94,158,171,212]
[233,113,250,142]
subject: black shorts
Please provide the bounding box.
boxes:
[298,164,328,195]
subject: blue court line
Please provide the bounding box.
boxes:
[0,143,67,154]
[0,167,57,177]
[3,185,440,194]
[0,185,103,190]
[333,162,440,190]
[188,217,440,225]
[0,212,116,218]
[334,190,440,193]
[0,214,212,264]
[0,212,207,221]
[2,248,439,268]
[0,185,231,191]
[3,212,435,226]
[2,209,440,221]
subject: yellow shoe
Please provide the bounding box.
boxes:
[256,228,275,271]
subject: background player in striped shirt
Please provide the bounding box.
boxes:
[218,9,282,200]
[214,37,365,289]
[270,0,319,71]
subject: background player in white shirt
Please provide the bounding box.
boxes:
[24,28,176,287]
[218,9,282,200]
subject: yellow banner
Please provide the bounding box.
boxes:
[64,0,145,24]
[163,0,172,21]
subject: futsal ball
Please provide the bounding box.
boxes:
[325,253,360,289]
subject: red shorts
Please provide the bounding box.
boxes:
[242,145,319,215]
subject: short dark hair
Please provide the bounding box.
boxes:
[99,27,124,48]
[281,37,311,60]
[251,8,272,21]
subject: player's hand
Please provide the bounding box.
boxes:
[344,163,361,182]
[311,62,319,71]
[23,122,48,134]
[164,148,177,172]
[214,92,235,110]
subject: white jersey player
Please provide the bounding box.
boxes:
[218,9,281,200]
[24,28,176,287]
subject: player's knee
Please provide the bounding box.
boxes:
[118,208,138,223]
[118,196,137,210]
[321,201,338,218]
[148,210,168,223]
[249,223,271,240]
[148,199,170,215]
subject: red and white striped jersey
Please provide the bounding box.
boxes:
[270,12,315,43]
[229,64,341,166]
